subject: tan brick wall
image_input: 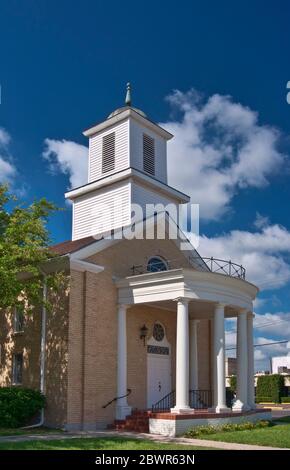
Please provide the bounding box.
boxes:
[0,236,212,430]
[45,286,69,427]
[0,309,41,389]
[197,320,211,389]
[0,284,69,429]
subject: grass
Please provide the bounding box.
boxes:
[197,419,290,448]
[0,427,62,437]
[0,437,216,450]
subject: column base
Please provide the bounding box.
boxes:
[170,406,194,414]
[116,405,132,420]
[232,399,251,412]
[208,405,231,413]
[248,403,256,410]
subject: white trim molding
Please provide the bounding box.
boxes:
[70,259,104,274]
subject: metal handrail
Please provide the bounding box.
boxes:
[130,256,246,280]
[189,389,213,409]
[151,389,213,412]
[152,390,176,412]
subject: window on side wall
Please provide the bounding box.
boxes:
[14,307,25,333]
[12,353,23,385]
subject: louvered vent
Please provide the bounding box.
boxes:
[143,133,155,175]
[102,132,115,173]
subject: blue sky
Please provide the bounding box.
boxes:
[1,0,290,369]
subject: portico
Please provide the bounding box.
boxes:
[115,267,258,421]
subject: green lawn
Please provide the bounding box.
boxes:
[0,437,216,450]
[198,420,290,448]
[0,427,62,437]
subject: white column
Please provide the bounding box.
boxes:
[247,312,256,409]
[213,303,230,413]
[232,310,250,411]
[189,319,199,391]
[171,298,191,413]
[116,304,132,420]
[211,318,217,408]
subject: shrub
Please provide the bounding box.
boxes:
[256,375,285,403]
[256,396,273,403]
[229,375,237,392]
[281,397,290,403]
[184,420,271,438]
[0,387,45,428]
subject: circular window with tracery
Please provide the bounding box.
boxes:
[147,256,168,273]
[153,323,165,342]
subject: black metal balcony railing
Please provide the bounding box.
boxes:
[130,256,246,280]
[194,257,246,280]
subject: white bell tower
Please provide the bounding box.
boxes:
[66,84,189,240]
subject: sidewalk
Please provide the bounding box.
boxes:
[0,430,288,450]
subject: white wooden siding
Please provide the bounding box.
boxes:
[131,182,179,224]
[88,120,129,183]
[72,182,131,240]
[130,120,167,183]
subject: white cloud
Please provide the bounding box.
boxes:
[254,312,290,338]
[225,314,290,371]
[161,89,286,220]
[42,138,88,189]
[0,127,17,185]
[198,222,290,289]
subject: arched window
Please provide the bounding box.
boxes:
[147,256,168,273]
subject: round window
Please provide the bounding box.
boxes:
[147,257,168,273]
[153,323,165,342]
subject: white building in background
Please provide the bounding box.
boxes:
[271,356,290,374]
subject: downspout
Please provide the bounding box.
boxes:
[22,274,47,429]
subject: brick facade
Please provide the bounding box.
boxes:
[0,236,211,429]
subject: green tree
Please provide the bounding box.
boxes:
[0,184,61,311]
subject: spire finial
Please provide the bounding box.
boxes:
[125,82,132,106]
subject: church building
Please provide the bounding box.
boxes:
[0,86,270,436]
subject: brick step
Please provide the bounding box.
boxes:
[110,409,150,433]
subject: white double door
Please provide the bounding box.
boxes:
[147,352,171,408]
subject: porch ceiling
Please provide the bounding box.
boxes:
[115,268,258,313]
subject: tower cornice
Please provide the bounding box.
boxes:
[83,107,173,141]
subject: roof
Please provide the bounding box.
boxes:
[50,236,96,255]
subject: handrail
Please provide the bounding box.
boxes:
[102,388,132,409]
[189,389,212,409]
[152,389,213,412]
[151,390,176,412]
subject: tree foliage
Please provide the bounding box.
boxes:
[0,184,62,310]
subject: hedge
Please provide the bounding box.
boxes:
[229,375,237,392]
[281,397,290,404]
[256,396,273,403]
[256,375,285,403]
[0,387,45,428]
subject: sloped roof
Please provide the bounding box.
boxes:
[50,236,96,255]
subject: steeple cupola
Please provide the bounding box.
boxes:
[65,85,189,240]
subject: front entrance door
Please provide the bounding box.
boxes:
[147,353,171,408]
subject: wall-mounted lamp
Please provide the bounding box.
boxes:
[140,324,148,346]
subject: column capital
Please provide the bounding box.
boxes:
[239,308,249,315]
[117,303,130,311]
[214,302,227,312]
[174,297,191,305]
